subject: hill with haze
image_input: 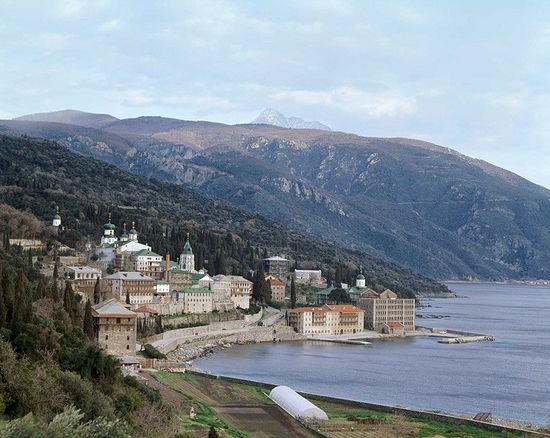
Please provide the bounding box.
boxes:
[0,134,447,297]
[3,110,550,281]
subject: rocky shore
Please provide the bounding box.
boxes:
[166,321,305,363]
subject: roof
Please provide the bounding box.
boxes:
[156,280,169,285]
[264,256,289,262]
[92,299,136,318]
[160,260,178,268]
[357,273,365,280]
[386,321,404,328]
[213,275,252,284]
[291,304,361,314]
[133,249,162,257]
[129,228,137,235]
[294,269,322,274]
[269,386,328,421]
[316,287,335,296]
[359,288,380,299]
[268,277,284,286]
[134,306,159,315]
[66,266,101,274]
[182,237,193,255]
[104,221,116,230]
[177,287,212,294]
[104,272,154,281]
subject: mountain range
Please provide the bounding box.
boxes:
[0,134,448,297]
[2,109,550,281]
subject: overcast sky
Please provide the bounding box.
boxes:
[1,0,550,188]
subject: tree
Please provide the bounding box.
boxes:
[252,263,269,304]
[93,278,101,304]
[290,276,296,309]
[63,281,75,323]
[328,288,351,304]
[83,300,94,339]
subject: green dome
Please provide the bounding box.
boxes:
[104,222,115,230]
[357,273,365,280]
[53,214,61,220]
[129,228,137,235]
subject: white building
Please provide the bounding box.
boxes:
[132,249,162,272]
[197,274,214,288]
[52,207,61,227]
[179,234,195,272]
[288,304,364,335]
[356,289,415,333]
[155,280,170,296]
[356,271,366,288]
[64,266,102,281]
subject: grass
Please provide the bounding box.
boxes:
[153,372,249,438]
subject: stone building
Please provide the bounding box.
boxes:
[294,269,324,286]
[64,266,102,299]
[176,287,213,313]
[288,304,364,335]
[102,271,156,305]
[92,299,137,356]
[356,289,415,333]
[131,249,164,279]
[263,256,289,282]
[212,275,252,310]
[266,275,286,302]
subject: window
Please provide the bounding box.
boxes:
[127,335,130,340]
[126,345,130,350]
[116,318,121,324]
[105,335,109,340]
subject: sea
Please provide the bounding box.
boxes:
[192,283,550,425]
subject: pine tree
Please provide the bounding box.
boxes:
[83,300,94,339]
[93,278,101,304]
[290,276,297,309]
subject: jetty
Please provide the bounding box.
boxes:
[439,335,495,344]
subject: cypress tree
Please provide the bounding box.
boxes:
[0,271,6,329]
[2,269,15,325]
[83,299,94,339]
[93,277,101,304]
[63,281,75,322]
[290,276,296,309]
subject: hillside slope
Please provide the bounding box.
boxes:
[0,134,449,297]
[4,112,550,280]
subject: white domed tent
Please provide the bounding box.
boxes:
[269,386,328,422]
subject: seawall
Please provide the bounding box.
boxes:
[186,370,545,437]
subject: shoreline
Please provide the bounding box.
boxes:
[176,369,547,435]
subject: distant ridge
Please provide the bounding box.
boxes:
[15,109,119,128]
[251,108,331,130]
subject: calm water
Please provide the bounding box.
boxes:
[193,283,550,425]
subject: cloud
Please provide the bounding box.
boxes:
[56,0,84,18]
[481,92,528,110]
[99,19,122,32]
[270,86,415,117]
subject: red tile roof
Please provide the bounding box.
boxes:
[290,304,361,314]
[385,322,404,328]
[135,306,159,315]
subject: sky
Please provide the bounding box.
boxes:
[1,0,550,188]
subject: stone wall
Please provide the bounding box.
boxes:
[162,310,243,328]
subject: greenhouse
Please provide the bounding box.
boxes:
[269,386,328,422]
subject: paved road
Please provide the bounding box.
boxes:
[151,307,284,350]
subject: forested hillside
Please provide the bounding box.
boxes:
[0,135,449,297]
[4,113,550,281]
[0,243,174,436]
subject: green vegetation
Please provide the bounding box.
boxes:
[141,344,167,360]
[0,134,449,298]
[0,244,174,436]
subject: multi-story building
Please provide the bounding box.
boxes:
[131,249,164,279]
[102,272,156,305]
[65,266,102,299]
[263,256,289,282]
[356,289,415,333]
[288,304,364,335]
[176,287,213,313]
[266,275,286,302]
[294,270,324,286]
[92,299,137,356]
[212,275,252,310]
